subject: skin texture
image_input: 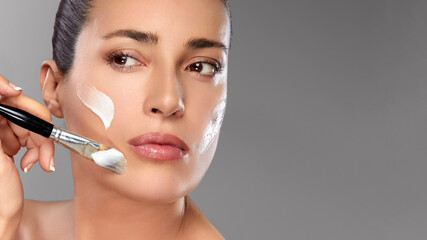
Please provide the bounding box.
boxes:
[0,0,230,239]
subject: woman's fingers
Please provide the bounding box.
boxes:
[0,76,55,173]
[20,147,39,173]
[12,125,55,173]
[19,137,54,173]
[1,90,51,121]
[0,74,22,97]
[39,140,55,172]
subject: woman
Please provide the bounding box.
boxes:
[0,0,230,239]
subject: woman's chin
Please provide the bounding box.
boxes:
[101,169,196,204]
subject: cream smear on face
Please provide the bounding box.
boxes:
[199,99,227,154]
[77,84,115,130]
[91,148,126,174]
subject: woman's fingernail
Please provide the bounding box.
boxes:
[8,82,22,91]
[24,163,34,174]
[49,157,55,172]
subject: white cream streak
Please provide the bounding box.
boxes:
[77,84,115,129]
[199,99,227,154]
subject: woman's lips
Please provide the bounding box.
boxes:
[128,132,189,160]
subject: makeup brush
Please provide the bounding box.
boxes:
[0,104,126,174]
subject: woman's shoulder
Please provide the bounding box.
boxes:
[17,199,74,240]
[179,197,225,240]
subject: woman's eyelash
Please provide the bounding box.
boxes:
[186,59,224,78]
[106,51,127,62]
[205,59,224,73]
[104,50,142,71]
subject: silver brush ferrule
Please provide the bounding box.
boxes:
[49,127,101,160]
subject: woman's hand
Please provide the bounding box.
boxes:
[0,74,55,236]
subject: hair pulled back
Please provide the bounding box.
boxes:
[52,0,93,74]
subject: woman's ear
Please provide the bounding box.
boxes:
[40,59,64,118]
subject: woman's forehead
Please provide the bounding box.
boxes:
[87,0,230,45]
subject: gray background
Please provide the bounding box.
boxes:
[1,0,427,239]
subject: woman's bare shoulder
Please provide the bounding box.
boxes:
[179,197,225,240]
[17,199,74,240]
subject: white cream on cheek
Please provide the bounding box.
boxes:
[91,148,124,164]
[199,99,227,154]
[91,148,126,173]
[77,84,115,130]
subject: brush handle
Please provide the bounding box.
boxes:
[0,104,53,138]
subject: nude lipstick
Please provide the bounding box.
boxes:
[128,132,189,160]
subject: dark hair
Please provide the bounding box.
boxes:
[52,0,93,74]
[52,0,231,74]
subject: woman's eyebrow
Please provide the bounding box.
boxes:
[102,30,227,52]
[185,38,228,52]
[102,29,159,44]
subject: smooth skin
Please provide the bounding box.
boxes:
[0,0,229,239]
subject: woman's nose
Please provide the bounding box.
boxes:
[143,70,185,118]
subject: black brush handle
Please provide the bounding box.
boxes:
[0,104,54,138]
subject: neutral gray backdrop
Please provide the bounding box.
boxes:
[1,0,427,239]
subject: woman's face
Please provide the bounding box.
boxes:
[57,0,230,203]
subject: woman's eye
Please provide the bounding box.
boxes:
[105,51,143,72]
[187,62,218,75]
[113,56,139,67]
